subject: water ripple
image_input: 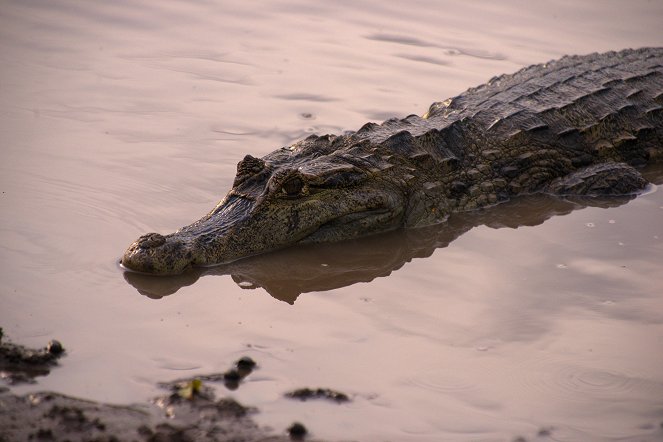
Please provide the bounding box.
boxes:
[365,32,506,60]
[509,355,660,403]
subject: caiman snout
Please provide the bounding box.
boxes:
[121,232,194,275]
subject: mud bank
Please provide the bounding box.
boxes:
[0,332,325,441]
[0,388,299,442]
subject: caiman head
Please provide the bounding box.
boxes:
[121,136,407,275]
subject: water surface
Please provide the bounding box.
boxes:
[1,1,663,441]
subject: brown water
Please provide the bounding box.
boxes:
[2,1,663,440]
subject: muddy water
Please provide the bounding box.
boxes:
[1,1,663,440]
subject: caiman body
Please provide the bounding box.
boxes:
[122,48,663,275]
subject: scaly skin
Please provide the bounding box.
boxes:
[122,47,663,275]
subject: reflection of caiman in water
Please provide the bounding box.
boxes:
[125,163,661,303]
[122,48,663,276]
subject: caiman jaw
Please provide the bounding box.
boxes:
[121,233,195,275]
[121,184,403,275]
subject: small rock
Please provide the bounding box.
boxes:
[287,422,307,440]
[46,340,64,355]
[236,356,256,371]
[223,369,241,382]
[223,369,241,390]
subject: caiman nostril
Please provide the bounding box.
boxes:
[137,233,166,249]
[122,232,192,275]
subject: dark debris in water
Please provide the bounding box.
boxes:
[284,387,350,403]
[160,378,216,402]
[287,421,308,440]
[236,355,257,371]
[159,356,258,395]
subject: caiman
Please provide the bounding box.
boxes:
[122,47,663,275]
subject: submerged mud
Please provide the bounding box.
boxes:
[0,332,329,441]
[0,389,295,442]
[0,329,65,385]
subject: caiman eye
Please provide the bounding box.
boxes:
[281,176,304,196]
